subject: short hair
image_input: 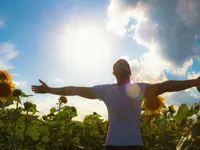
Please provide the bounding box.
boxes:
[113,59,131,77]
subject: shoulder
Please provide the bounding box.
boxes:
[136,82,149,90]
[92,83,117,101]
[93,83,117,88]
[136,82,163,98]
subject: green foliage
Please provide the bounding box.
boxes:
[0,89,200,150]
[174,104,190,124]
[26,125,40,141]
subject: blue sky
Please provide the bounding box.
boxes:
[1,0,200,120]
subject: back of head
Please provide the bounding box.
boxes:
[113,59,131,78]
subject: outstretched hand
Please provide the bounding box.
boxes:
[31,79,50,94]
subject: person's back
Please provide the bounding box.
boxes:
[93,81,147,146]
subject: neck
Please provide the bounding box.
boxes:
[117,78,130,86]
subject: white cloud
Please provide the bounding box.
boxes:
[120,54,168,83]
[106,0,129,36]
[187,72,200,79]
[68,96,108,121]
[0,43,19,70]
[121,52,192,85]
[106,0,200,68]
[168,59,193,75]
[106,1,147,37]
[30,95,58,116]
[133,19,157,48]
[164,90,200,107]
[13,80,28,88]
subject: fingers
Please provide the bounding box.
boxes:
[31,86,38,93]
[31,85,42,93]
[39,79,46,85]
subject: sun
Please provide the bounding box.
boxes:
[59,24,112,67]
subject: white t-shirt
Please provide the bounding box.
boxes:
[92,82,147,146]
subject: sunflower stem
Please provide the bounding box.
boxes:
[12,96,19,148]
[16,101,18,109]
[57,101,62,128]
[56,101,62,150]
[22,110,28,150]
[148,114,152,136]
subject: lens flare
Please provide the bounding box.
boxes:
[125,83,142,99]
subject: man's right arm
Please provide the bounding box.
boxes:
[144,78,200,99]
[31,80,97,99]
[48,86,97,99]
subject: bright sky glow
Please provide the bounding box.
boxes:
[59,24,112,70]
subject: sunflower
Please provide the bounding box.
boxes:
[59,96,68,104]
[142,96,164,114]
[0,80,15,97]
[23,101,33,111]
[168,104,176,114]
[0,70,12,81]
[42,115,48,121]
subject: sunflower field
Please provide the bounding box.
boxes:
[0,70,200,150]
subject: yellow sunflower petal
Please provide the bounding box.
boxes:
[0,70,12,81]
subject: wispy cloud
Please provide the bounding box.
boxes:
[0,43,19,70]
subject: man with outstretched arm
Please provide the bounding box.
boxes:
[32,59,200,150]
